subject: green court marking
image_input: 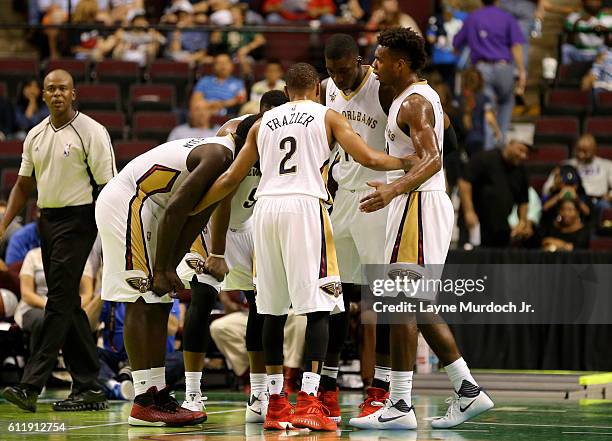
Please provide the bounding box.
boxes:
[579,372,612,385]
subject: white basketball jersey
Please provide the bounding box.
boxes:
[386,82,446,192]
[325,67,388,191]
[115,136,235,209]
[256,101,331,200]
[221,114,260,229]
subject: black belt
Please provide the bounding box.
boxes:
[40,203,94,217]
[476,59,509,64]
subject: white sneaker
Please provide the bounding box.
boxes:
[245,392,268,423]
[181,392,208,412]
[121,380,135,401]
[349,399,417,430]
[430,383,494,429]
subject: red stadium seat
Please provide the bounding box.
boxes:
[114,140,157,164]
[595,91,612,115]
[264,31,311,63]
[0,140,23,159]
[598,145,612,160]
[590,237,612,250]
[0,82,6,99]
[534,116,579,146]
[129,84,175,112]
[1,168,18,198]
[529,144,569,163]
[0,58,39,100]
[528,174,548,194]
[148,60,191,107]
[76,83,120,111]
[543,89,591,116]
[87,111,125,141]
[210,115,230,127]
[45,59,90,83]
[132,112,178,144]
[95,60,141,108]
[554,61,592,88]
[585,117,612,144]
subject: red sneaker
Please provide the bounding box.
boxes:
[155,386,207,424]
[128,387,203,427]
[357,387,388,418]
[292,391,337,431]
[318,386,341,423]
[263,394,294,430]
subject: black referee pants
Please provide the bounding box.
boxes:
[21,204,100,393]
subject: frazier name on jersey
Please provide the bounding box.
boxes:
[265,111,315,131]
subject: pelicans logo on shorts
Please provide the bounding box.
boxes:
[126,277,152,293]
[186,258,207,275]
[321,281,342,298]
[387,268,422,281]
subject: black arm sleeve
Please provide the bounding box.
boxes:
[443,123,458,157]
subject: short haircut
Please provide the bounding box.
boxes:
[267,58,282,67]
[324,33,359,60]
[285,62,320,92]
[377,27,427,72]
[260,90,289,112]
[234,114,260,154]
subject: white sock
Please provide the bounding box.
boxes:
[389,371,413,406]
[321,365,339,379]
[267,374,284,396]
[301,372,321,396]
[250,373,267,399]
[132,369,150,397]
[150,367,166,391]
[374,365,391,384]
[106,379,119,390]
[444,357,477,393]
[185,371,202,397]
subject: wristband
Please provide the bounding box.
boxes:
[209,253,225,259]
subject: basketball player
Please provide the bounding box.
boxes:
[349,28,494,430]
[177,91,289,418]
[190,62,411,431]
[322,34,487,428]
[96,124,255,426]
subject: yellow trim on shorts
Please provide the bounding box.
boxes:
[390,192,423,265]
[319,202,339,278]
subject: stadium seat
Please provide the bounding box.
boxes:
[132,112,178,144]
[87,111,125,141]
[595,91,612,115]
[129,84,175,113]
[148,60,191,107]
[533,116,579,146]
[527,144,568,174]
[543,89,591,116]
[45,59,90,83]
[210,115,230,127]
[590,236,612,250]
[95,60,141,108]
[554,61,592,88]
[598,145,612,160]
[1,168,18,198]
[528,173,548,194]
[0,140,23,159]
[76,83,120,111]
[0,58,39,100]
[114,140,157,165]
[585,117,612,144]
[0,82,6,99]
[264,31,311,63]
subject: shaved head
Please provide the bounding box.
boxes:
[44,69,74,88]
[43,69,76,119]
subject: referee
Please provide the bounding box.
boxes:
[0,70,116,412]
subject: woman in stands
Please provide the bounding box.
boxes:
[541,199,591,251]
[14,80,49,139]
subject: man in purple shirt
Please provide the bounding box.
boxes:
[454,0,526,150]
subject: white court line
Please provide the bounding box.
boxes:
[466,422,612,430]
[67,408,243,431]
[563,432,612,436]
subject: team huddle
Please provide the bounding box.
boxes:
[96,28,494,431]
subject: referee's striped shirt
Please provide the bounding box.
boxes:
[18,111,117,208]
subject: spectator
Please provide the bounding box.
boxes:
[460,67,502,154]
[582,47,612,92]
[541,199,590,251]
[39,1,69,59]
[5,218,40,266]
[69,0,106,62]
[191,53,247,116]
[453,0,526,149]
[263,0,337,24]
[458,139,533,248]
[562,0,612,65]
[0,201,23,260]
[0,257,20,301]
[335,0,368,24]
[14,80,49,139]
[426,0,468,90]
[101,8,166,67]
[167,100,218,141]
[543,134,612,209]
[209,4,266,63]
[14,247,92,357]
[541,165,591,230]
[241,60,285,115]
[0,287,18,321]
[165,1,212,66]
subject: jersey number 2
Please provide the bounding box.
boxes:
[279,136,297,175]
